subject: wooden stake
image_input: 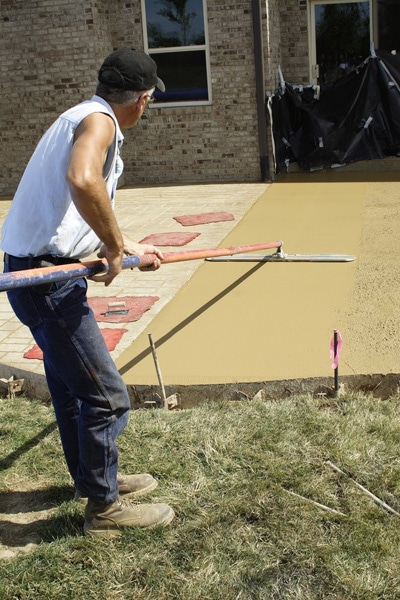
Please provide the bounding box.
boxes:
[148,333,169,411]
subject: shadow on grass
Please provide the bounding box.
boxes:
[1,513,84,547]
[0,421,58,471]
[0,486,84,547]
[0,484,73,513]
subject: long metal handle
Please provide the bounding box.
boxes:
[0,241,282,292]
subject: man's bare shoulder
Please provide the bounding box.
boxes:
[74,111,115,145]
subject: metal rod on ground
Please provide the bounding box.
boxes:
[326,460,400,517]
[148,333,169,411]
[0,241,282,292]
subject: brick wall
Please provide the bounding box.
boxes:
[0,0,311,195]
[278,0,309,84]
[0,0,113,196]
[120,0,262,186]
[263,0,282,92]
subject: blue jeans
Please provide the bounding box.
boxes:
[4,254,130,504]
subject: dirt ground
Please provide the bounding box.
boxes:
[337,174,399,375]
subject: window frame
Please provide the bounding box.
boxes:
[308,0,374,83]
[141,0,212,108]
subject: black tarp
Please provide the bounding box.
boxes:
[269,50,400,174]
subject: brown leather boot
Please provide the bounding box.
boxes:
[84,498,175,537]
[75,473,158,504]
[117,473,158,497]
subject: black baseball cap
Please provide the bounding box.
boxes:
[98,48,165,92]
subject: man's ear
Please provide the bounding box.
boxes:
[137,93,147,108]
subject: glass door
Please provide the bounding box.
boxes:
[309,1,372,84]
[376,0,400,53]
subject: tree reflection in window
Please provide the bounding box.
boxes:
[147,0,204,47]
[143,0,209,104]
[315,2,370,85]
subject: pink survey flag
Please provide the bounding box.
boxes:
[330,329,343,369]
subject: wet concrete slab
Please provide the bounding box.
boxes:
[116,173,400,398]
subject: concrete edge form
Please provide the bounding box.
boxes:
[128,373,400,408]
[1,364,397,407]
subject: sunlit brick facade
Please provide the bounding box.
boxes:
[0,1,312,195]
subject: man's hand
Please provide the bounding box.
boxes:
[121,236,164,271]
[91,246,123,286]
[95,237,164,283]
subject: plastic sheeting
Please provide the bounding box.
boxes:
[269,49,400,174]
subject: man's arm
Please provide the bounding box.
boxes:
[66,112,124,286]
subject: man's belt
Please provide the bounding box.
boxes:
[5,253,80,268]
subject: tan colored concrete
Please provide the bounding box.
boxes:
[116,172,399,386]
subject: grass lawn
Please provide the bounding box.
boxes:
[1,391,400,599]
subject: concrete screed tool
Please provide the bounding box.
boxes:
[0,241,355,292]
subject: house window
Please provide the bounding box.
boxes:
[142,0,211,106]
[312,1,371,84]
[309,1,400,84]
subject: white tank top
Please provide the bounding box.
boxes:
[1,95,124,258]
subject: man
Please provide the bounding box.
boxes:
[1,48,175,537]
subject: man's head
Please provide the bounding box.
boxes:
[98,48,165,94]
[95,48,165,128]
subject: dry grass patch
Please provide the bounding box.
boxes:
[1,392,400,599]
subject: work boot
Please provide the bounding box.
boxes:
[74,473,158,504]
[84,497,175,537]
